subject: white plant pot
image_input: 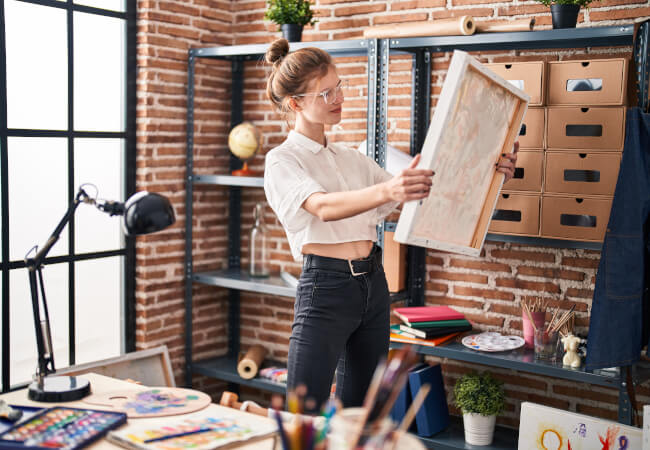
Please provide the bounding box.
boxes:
[462,412,496,446]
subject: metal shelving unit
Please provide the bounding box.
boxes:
[184,24,650,449]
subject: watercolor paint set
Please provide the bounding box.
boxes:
[0,406,127,449]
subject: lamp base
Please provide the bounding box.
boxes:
[28,376,91,402]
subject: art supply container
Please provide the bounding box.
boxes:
[327,408,394,450]
[534,329,559,361]
[522,310,545,349]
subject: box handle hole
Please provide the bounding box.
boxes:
[581,61,590,67]
[502,193,510,199]
[505,64,512,69]
[576,198,584,203]
[581,107,589,113]
[579,153,587,158]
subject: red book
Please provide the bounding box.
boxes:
[393,305,465,326]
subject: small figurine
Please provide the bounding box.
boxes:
[562,333,582,368]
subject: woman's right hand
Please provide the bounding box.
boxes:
[383,154,434,203]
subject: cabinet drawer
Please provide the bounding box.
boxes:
[547,58,628,106]
[489,192,540,236]
[541,195,612,241]
[546,106,625,151]
[518,107,545,149]
[545,152,621,196]
[485,61,545,106]
[503,150,543,192]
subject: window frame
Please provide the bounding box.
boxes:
[0,0,136,391]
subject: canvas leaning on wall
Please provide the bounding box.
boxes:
[518,402,642,450]
[394,50,530,257]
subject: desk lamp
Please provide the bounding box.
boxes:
[25,186,175,402]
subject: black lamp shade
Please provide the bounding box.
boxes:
[123,192,175,236]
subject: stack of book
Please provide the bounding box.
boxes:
[390,305,472,347]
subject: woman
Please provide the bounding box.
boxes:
[263,39,518,412]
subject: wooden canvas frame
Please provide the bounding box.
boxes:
[56,345,175,387]
[395,50,530,256]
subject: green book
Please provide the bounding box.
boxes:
[407,319,471,329]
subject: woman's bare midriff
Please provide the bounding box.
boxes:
[301,240,373,260]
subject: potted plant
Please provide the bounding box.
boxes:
[264,0,317,43]
[537,0,596,29]
[454,372,505,446]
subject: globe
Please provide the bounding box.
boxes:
[228,122,261,176]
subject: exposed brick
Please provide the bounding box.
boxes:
[429,271,489,284]
[565,288,594,299]
[449,258,512,273]
[495,278,561,294]
[373,12,429,24]
[491,249,556,263]
[590,6,650,21]
[516,266,585,281]
[334,4,387,17]
[453,286,515,301]
[391,0,446,10]
[318,18,370,30]
[561,256,600,269]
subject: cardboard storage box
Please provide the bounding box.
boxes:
[503,150,544,192]
[383,231,407,293]
[488,192,540,236]
[518,107,545,149]
[541,195,612,241]
[546,106,625,151]
[545,151,621,196]
[485,61,545,105]
[547,58,628,106]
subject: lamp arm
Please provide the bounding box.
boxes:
[25,187,89,381]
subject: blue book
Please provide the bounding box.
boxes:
[389,363,427,429]
[408,363,450,437]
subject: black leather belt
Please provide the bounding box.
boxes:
[303,244,382,276]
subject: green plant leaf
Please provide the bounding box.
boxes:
[265,0,317,27]
[453,372,505,416]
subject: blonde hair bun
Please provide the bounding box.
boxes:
[265,38,290,65]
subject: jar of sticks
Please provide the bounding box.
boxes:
[521,296,546,349]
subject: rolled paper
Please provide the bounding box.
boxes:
[475,18,536,33]
[363,16,476,39]
[237,344,268,380]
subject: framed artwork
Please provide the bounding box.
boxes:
[518,402,642,450]
[394,50,529,256]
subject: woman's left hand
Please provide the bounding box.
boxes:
[497,141,519,183]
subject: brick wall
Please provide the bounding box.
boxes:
[136,0,650,424]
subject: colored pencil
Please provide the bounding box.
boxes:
[274,410,290,450]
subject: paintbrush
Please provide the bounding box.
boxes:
[143,428,213,443]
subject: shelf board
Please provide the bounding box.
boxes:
[191,356,287,394]
[193,269,297,298]
[419,415,517,450]
[389,25,634,52]
[391,341,620,388]
[192,39,368,60]
[383,222,603,250]
[193,174,264,187]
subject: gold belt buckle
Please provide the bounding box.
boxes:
[348,259,368,277]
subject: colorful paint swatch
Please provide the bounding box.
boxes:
[0,406,126,449]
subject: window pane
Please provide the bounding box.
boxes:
[74,138,124,253]
[5,0,67,130]
[74,257,122,365]
[10,264,69,387]
[9,138,68,261]
[74,0,125,13]
[74,12,125,132]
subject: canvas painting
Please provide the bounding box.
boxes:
[518,402,642,450]
[394,50,529,256]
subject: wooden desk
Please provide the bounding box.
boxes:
[0,373,277,449]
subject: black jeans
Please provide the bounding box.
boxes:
[287,247,391,413]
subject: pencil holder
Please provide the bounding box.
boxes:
[522,310,545,349]
[328,408,394,450]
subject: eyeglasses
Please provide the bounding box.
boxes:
[294,79,349,105]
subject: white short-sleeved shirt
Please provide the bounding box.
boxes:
[264,130,399,261]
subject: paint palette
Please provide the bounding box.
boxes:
[85,387,212,418]
[0,406,126,449]
[462,332,525,352]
